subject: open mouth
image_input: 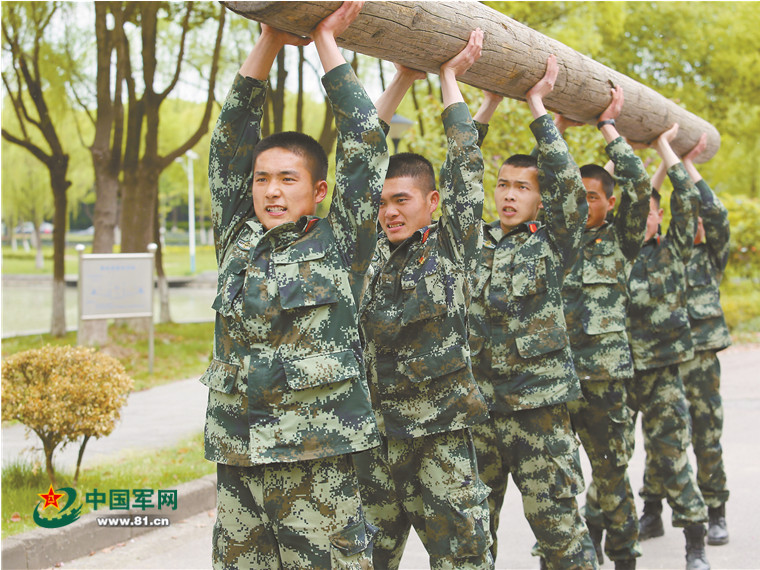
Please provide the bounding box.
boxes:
[266,206,286,214]
[387,222,404,230]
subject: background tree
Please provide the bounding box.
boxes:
[2,2,74,336]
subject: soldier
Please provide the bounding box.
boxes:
[202,3,389,568]
[466,55,598,569]
[353,29,494,570]
[618,123,711,570]
[638,134,732,547]
[544,86,650,570]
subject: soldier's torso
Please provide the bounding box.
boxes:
[360,226,488,438]
[627,236,694,370]
[684,243,731,352]
[469,221,580,412]
[203,218,379,466]
[562,223,634,381]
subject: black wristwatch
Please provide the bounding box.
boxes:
[597,119,616,130]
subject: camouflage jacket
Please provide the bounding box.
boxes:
[627,163,699,370]
[562,138,650,381]
[469,114,587,413]
[360,102,489,439]
[685,179,731,352]
[201,65,388,466]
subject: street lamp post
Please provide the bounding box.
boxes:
[388,113,414,154]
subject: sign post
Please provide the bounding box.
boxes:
[77,244,157,372]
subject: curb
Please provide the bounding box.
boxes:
[1,474,216,570]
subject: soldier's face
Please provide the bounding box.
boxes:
[583,177,615,229]
[645,196,664,241]
[252,148,327,230]
[379,177,439,244]
[494,165,542,234]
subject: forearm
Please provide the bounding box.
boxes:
[439,103,484,264]
[666,163,699,260]
[375,70,417,124]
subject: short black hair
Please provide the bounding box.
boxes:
[651,188,661,208]
[502,154,538,170]
[386,152,436,194]
[580,164,615,198]
[252,131,328,183]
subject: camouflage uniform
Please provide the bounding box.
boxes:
[562,138,649,562]
[355,102,493,569]
[469,115,597,569]
[622,163,708,527]
[641,178,731,508]
[204,64,388,569]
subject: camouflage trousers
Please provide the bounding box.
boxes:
[213,456,377,569]
[353,428,494,570]
[567,380,642,561]
[625,364,707,525]
[641,351,729,508]
[472,404,598,570]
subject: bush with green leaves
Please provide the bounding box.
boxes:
[1,345,133,486]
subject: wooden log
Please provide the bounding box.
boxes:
[222,0,720,162]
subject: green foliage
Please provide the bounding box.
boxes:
[722,194,760,279]
[1,321,215,392]
[1,432,214,538]
[1,346,133,486]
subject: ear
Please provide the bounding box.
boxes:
[428,190,440,213]
[607,195,617,211]
[537,200,544,210]
[314,180,329,203]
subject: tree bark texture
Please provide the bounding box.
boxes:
[222,0,720,161]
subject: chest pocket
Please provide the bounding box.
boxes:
[686,258,713,288]
[400,248,448,325]
[646,255,680,299]
[512,244,548,297]
[582,240,620,285]
[272,241,339,310]
[212,250,248,316]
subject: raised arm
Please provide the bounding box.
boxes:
[472,90,503,147]
[375,64,426,126]
[436,29,485,269]
[683,135,730,272]
[315,2,389,283]
[601,86,651,260]
[209,25,310,263]
[527,55,588,270]
[654,124,699,261]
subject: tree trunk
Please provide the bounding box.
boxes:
[50,169,69,337]
[221,0,720,161]
[33,223,43,270]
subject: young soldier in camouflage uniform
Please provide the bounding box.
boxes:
[548,86,650,570]
[638,134,731,547]
[354,29,494,570]
[467,55,598,569]
[203,4,389,567]
[615,124,711,570]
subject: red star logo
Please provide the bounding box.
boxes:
[38,485,64,510]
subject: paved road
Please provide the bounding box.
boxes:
[10,346,760,569]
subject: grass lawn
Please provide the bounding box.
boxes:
[1,432,214,538]
[1,321,214,392]
[1,244,218,277]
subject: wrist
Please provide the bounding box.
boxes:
[597,118,615,130]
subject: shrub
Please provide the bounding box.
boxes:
[1,345,133,486]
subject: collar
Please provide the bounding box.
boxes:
[486,219,542,242]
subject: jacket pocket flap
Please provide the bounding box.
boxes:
[283,350,360,390]
[399,344,468,383]
[515,327,567,359]
[272,241,326,264]
[199,359,239,394]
